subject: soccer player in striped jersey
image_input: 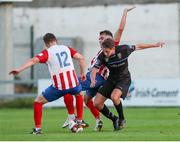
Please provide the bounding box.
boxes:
[62,6,136,131]
[9,33,86,134]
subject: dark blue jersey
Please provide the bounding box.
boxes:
[94,45,135,79]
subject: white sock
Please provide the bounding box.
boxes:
[35,128,41,131]
[68,114,75,121]
[96,118,100,125]
[77,119,82,123]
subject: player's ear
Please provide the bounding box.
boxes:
[45,43,50,48]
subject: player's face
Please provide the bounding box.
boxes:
[99,34,113,48]
[103,47,115,58]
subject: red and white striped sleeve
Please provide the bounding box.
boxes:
[35,49,48,63]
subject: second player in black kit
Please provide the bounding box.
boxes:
[94,44,135,99]
[90,38,165,131]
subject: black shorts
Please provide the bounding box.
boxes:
[98,76,131,99]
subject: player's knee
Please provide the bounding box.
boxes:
[93,100,99,109]
[34,95,47,104]
[93,100,102,110]
[84,95,88,104]
[111,95,120,105]
[34,97,41,103]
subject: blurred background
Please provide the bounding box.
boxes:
[0,0,179,107]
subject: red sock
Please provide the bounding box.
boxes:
[64,94,75,114]
[34,102,43,128]
[86,99,100,119]
[75,94,83,121]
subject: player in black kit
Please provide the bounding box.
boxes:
[90,38,164,131]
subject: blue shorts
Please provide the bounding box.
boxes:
[78,72,105,97]
[42,84,82,102]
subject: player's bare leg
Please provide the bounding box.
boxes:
[84,95,102,131]
[94,93,119,131]
[111,89,126,129]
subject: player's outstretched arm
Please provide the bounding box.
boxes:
[73,53,86,81]
[9,57,40,75]
[90,67,99,88]
[135,42,165,50]
[114,6,136,43]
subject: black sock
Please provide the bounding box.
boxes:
[100,104,117,121]
[114,102,124,120]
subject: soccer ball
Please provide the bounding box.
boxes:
[68,120,83,133]
[69,120,78,133]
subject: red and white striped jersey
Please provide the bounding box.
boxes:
[88,40,119,80]
[36,45,78,90]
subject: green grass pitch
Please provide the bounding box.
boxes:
[0,107,180,141]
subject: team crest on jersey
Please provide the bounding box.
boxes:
[105,57,109,62]
[117,53,122,59]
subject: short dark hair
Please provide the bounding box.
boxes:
[99,30,113,37]
[102,38,115,49]
[43,33,57,44]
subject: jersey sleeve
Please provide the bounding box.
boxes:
[114,40,120,46]
[68,47,77,57]
[35,50,48,63]
[93,53,105,69]
[124,45,136,56]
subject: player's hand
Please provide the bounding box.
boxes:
[9,69,20,75]
[80,73,86,81]
[155,42,165,48]
[90,80,96,88]
[125,6,136,12]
